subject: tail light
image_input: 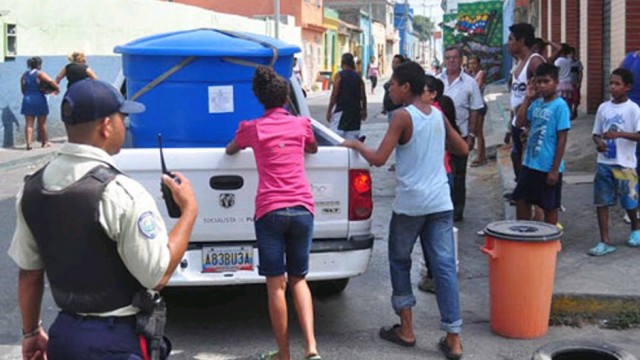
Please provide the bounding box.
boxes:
[349,169,373,221]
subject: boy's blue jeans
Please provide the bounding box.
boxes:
[388,210,462,334]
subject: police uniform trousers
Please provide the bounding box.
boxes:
[48,311,144,360]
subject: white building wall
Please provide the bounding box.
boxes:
[0,0,302,147]
[0,0,301,58]
[610,0,626,68]
[579,0,588,102]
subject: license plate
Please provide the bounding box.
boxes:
[202,245,254,273]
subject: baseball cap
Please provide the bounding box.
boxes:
[61,79,145,124]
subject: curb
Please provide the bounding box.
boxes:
[551,294,640,329]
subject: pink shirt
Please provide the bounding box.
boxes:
[234,108,316,220]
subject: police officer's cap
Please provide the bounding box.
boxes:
[61,79,145,125]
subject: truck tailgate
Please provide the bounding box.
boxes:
[113,147,351,242]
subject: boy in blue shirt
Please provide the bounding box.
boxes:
[590,68,640,256]
[514,63,571,225]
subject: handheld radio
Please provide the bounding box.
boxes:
[158,134,182,218]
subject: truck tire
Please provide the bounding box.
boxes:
[310,279,350,297]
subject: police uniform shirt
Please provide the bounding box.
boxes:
[8,143,171,316]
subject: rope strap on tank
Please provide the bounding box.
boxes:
[216,29,280,68]
[130,56,195,101]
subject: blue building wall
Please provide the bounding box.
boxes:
[360,14,372,77]
[0,56,122,148]
[394,3,414,59]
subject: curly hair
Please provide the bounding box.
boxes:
[252,66,289,109]
[27,57,42,70]
[68,51,86,63]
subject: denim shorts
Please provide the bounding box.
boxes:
[255,206,314,277]
[594,163,639,210]
[512,166,563,210]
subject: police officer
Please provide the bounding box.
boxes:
[8,79,198,359]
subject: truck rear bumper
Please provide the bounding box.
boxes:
[167,235,374,287]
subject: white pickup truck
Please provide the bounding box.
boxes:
[113,76,374,295]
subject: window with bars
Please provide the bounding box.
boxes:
[5,23,16,60]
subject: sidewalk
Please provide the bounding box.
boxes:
[0,138,63,173]
[484,82,640,325]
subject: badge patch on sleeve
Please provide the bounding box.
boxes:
[137,211,159,239]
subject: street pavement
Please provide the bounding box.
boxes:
[0,79,639,359]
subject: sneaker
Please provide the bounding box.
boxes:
[627,230,640,247]
[588,242,616,256]
[417,276,436,293]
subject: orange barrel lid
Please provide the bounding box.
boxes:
[484,220,562,242]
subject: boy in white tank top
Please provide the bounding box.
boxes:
[507,23,545,183]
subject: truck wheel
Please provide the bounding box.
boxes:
[310,279,350,297]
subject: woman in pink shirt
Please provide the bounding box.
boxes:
[226,66,320,360]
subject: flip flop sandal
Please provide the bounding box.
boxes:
[438,337,463,360]
[379,324,416,347]
[588,242,616,256]
[304,354,322,360]
[470,159,488,167]
[259,350,279,360]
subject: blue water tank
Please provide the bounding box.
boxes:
[114,28,300,148]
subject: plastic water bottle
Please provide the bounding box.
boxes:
[606,124,618,159]
[606,139,617,159]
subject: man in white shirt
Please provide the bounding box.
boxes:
[439,46,484,221]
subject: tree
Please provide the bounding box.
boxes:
[413,15,435,42]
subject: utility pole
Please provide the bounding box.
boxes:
[274,0,280,39]
[369,0,373,63]
[403,0,408,56]
[421,0,438,68]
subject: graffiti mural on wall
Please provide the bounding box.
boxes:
[442,1,503,83]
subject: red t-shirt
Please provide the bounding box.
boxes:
[234,108,316,219]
